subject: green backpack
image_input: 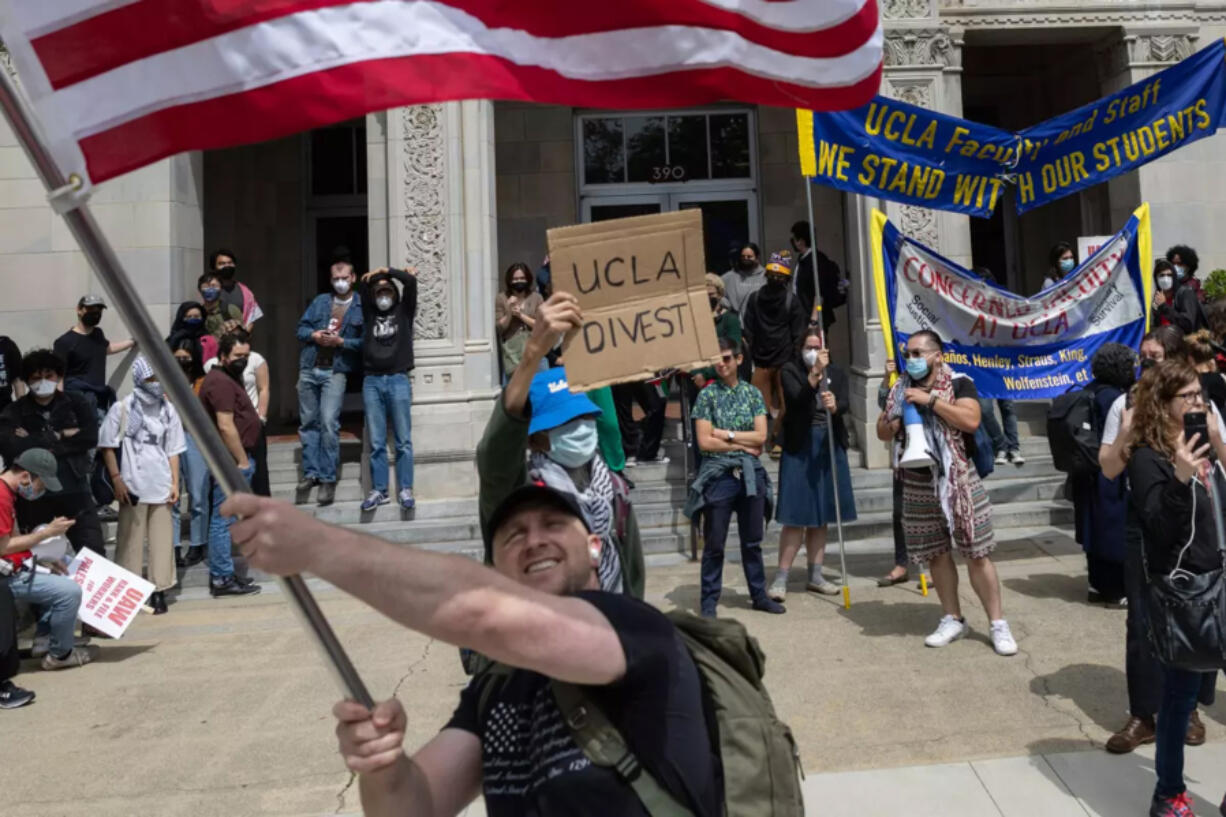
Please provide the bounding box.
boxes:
[476,611,805,817]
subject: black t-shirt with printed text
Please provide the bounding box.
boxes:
[445,591,720,817]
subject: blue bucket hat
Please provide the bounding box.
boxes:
[527,367,601,434]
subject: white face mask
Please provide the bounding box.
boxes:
[802,349,820,368]
[547,418,599,468]
[375,295,395,311]
[332,279,352,296]
[30,379,57,398]
[1157,274,1174,292]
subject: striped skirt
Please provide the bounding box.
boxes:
[900,466,995,564]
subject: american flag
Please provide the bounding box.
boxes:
[0,0,882,186]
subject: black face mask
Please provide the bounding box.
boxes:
[709,296,720,310]
[176,358,195,375]
[510,280,531,293]
[218,266,237,281]
[225,358,248,380]
[81,311,102,328]
[1140,357,1158,371]
[766,276,787,289]
[739,259,757,272]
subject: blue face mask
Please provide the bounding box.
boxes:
[17,476,44,501]
[905,356,930,381]
[183,316,203,328]
[1058,257,1076,274]
[547,418,599,468]
[1175,264,1188,280]
[201,287,220,302]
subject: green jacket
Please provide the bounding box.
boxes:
[694,310,743,382]
[476,396,645,598]
[587,385,626,473]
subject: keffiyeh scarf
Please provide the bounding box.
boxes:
[885,365,980,547]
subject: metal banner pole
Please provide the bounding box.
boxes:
[803,178,851,609]
[0,69,374,708]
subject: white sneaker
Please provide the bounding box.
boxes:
[924,615,966,648]
[994,451,1008,465]
[990,619,1018,656]
[624,456,637,468]
[1009,450,1026,465]
[768,575,787,602]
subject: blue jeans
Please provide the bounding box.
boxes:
[173,432,210,550]
[700,468,769,613]
[207,459,255,580]
[1154,665,1208,798]
[8,572,82,656]
[363,373,414,495]
[978,398,1019,455]
[297,368,347,483]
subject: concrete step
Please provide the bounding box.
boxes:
[299,472,1065,526]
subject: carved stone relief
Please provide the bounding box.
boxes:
[401,105,449,341]
[883,29,955,67]
[1130,33,1198,64]
[883,77,934,110]
[884,0,933,19]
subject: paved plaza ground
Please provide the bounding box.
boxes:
[9,527,1226,816]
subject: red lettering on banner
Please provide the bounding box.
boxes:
[86,575,115,612]
[107,586,145,627]
[902,257,922,283]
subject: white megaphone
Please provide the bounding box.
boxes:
[898,401,935,469]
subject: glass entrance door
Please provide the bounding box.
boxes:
[581,191,757,274]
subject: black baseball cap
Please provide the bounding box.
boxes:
[484,484,592,560]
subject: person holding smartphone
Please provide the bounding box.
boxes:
[1127,359,1226,817]
[99,358,185,615]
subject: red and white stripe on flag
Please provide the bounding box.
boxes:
[0,0,882,186]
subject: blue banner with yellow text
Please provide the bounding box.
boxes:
[801,40,1226,218]
[870,204,1153,400]
[1013,40,1226,212]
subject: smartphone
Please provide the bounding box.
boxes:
[1184,411,1210,454]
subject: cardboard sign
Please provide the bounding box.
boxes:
[67,547,154,639]
[1078,235,1114,264]
[546,210,720,390]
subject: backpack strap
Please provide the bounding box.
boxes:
[550,681,694,817]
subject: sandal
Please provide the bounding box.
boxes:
[876,572,909,587]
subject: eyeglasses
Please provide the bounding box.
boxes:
[903,348,933,359]
[719,354,735,363]
[1174,388,1206,405]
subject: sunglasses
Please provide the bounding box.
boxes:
[903,348,933,358]
[719,354,735,363]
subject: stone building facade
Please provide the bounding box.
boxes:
[1,0,1225,496]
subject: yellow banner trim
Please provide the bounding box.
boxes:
[1134,202,1153,333]
[795,109,816,178]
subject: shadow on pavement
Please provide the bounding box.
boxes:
[836,600,941,638]
[1003,572,1095,604]
[1027,737,1219,817]
[1029,662,1127,734]
[663,583,755,614]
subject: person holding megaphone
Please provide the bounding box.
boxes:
[877,329,1017,656]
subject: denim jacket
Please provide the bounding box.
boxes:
[296,293,364,373]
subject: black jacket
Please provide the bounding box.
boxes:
[359,268,418,374]
[1155,283,1207,333]
[0,392,97,492]
[743,287,807,368]
[779,358,849,453]
[795,249,845,329]
[1128,445,1225,576]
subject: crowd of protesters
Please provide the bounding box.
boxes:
[4,229,1226,816]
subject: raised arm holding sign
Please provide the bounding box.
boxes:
[547,211,721,391]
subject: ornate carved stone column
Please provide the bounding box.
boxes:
[843,5,968,467]
[368,101,499,500]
